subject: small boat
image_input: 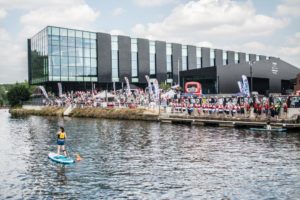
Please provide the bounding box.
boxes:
[250,128,287,132]
[48,152,75,164]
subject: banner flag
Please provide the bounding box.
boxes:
[38,86,49,99]
[153,79,160,101]
[57,82,62,97]
[124,77,131,96]
[145,75,153,94]
[241,75,250,97]
[237,81,243,93]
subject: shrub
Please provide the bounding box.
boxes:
[7,84,31,107]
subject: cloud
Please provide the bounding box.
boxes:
[109,29,125,35]
[0,0,99,83]
[276,0,300,17]
[0,28,27,83]
[20,4,99,37]
[133,0,175,7]
[132,0,288,44]
[0,9,6,20]
[112,7,125,17]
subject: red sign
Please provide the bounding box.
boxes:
[184,82,202,97]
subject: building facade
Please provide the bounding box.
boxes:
[28,26,300,94]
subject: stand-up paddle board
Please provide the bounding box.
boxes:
[249,128,287,132]
[48,152,75,164]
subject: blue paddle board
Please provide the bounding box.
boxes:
[48,152,75,164]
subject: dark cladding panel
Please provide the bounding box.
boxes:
[97,32,112,83]
[138,38,149,83]
[227,51,234,65]
[249,54,256,62]
[27,39,32,84]
[118,35,131,81]
[215,49,222,67]
[259,55,266,60]
[201,47,210,68]
[172,43,182,85]
[155,41,167,82]
[187,45,196,70]
[239,52,246,63]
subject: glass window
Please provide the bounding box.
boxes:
[91,49,97,58]
[131,38,138,52]
[52,27,59,35]
[76,48,83,57]
[83,38,91,48]
[47,26,52,35]
[60,36,68,46]
[91,58,97,67]
[61,46,68,57]
[69,67,76,77]
[112,42,118,51]
[51,35,60,46]
[196,47,202,68]
[256,55,260,61]
[76,30,82,38]
[50,56,60,66]
[182,45,188,70]
[90,33,96,39]
[61,66,68,76]
[69,57,76,67]
[84,67,91,76]
[90,40,96,48]
[68,37,75,47]
[91,67,97,75]
[68,47,76,57]
[210,49,215,67]
[61,56,68,66]
[167,43,172,55]
[84,48,90,57]
[53,66,60,76]
[76,66,84,76]
[234,52,239,64]
[76,37,83,48]
[76,57,83,66]
[50,45,60,55]
[60,28,67,36]
[84,58,91,67]
[246,54,250,62]
[112,51,118,60]
[83,32,90,39]
[223,51,228,65]
[68,29,75,37]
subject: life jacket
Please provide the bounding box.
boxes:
[58,132,66,139]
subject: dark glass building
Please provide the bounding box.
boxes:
[28,26,300,94]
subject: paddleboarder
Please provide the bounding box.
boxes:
[57,127,67,156]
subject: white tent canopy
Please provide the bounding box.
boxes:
[94,91,115,99]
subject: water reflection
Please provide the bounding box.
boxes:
[0,109,300,199]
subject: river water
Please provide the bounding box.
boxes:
[0,109,300,199]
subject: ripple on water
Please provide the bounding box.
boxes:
[1,111,300,199]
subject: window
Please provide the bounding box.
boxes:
[196,47,202,68]
[210,49,216,67]
[32,26,97,83]
[246,54,250,62]
[149,41,156,75]
[166,43,172,73]
[234,52,239,64]
[182,45,187,70]
[256,55,260,61]
[131,38,138,77]
[111,36,119,79]
[223,51,228,65]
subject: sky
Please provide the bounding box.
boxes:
[0,0,299,83]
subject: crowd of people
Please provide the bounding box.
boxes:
[36,87,300,120]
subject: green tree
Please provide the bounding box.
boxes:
[7,84,31,107]
[159,82,171,91]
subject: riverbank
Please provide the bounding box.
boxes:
[9,106,300,130]
[9,107,159,121]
